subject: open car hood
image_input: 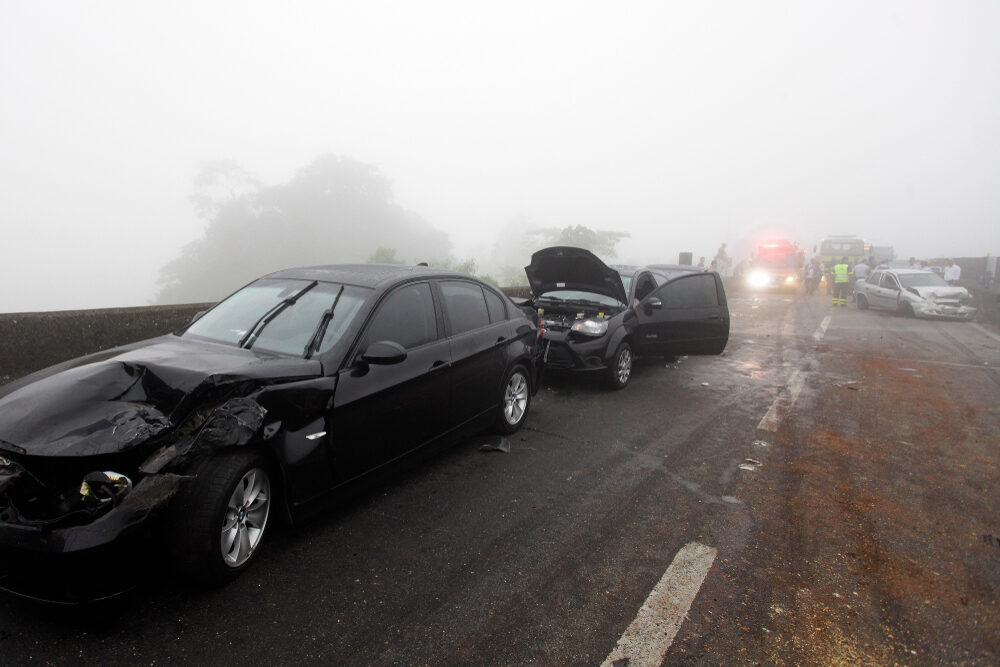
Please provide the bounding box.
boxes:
[524,246,628,304]
[0,336,323,457]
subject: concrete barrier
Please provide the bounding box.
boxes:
[0,288,535,386]
[0,304,213,386]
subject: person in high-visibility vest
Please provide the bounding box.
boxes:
[832,257,852,307]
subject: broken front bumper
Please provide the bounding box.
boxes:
[541,333,613,372]
[912,302,978,320]
[0,473,186,554]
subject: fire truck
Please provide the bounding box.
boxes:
[745,239,802,291]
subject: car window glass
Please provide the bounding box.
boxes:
[660,274,719,308]
[440,280,491,335]
[183,280,369,357]
[484,288,507,322]
[365,282,438,349]
[867,271,881,284]
[634,274,656,302]
[881,274,899,290]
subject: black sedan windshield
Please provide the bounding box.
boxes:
[183,279,369,356]
[899,273,949,288]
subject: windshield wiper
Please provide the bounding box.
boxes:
[303,285,345,358]
[239,281,318,349]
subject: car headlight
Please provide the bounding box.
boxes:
[784,275,795,283]
[747,270,770,288]
[571,318,608,336]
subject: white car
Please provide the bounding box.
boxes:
[854,268,977,320]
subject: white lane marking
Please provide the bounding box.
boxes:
[813,315,831,341]
[602,542,717,667]
[970,323,1000,344]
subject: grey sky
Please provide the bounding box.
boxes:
[2,0,997,312]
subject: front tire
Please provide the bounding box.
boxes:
[606,342,632,390]
[495,365,531,434]
[898,301,914,318]
[171,450,273,586]
[856,293,869,310]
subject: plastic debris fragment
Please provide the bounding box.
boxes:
[478,436,510,453]
[752,439,769,448]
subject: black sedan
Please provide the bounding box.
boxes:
[524,247,729,389]
[0,265,540,589]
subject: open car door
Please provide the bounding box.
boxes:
[634,272,729,356]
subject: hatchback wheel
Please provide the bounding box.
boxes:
[856,293,869,310]
[171,450,273,585]
[606,342,632,390]
[495,365,530,434]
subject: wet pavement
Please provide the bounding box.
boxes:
[1,288,997,665]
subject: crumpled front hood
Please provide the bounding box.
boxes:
[524,246,628,304]
[0,336,322,457]
[909,285,969,301]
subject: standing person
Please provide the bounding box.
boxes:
[805,260,817,295]
[944,259,961,285]
[908,257,917,269]
[714,243,730,277]
[696,256,706,269]
[851,258,871,303]
[832,257,851,307]
[853,257,871,281]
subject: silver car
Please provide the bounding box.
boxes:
[854,268,977,320]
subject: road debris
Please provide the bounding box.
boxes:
[752,440,769,448]
[478,436,510,453]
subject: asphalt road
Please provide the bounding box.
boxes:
[2,287,998,665]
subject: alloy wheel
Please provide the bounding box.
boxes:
[221,467,271,568]
[504,371,528,425]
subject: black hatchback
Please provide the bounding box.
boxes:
[0,264,540,589]
[524,247,729,389]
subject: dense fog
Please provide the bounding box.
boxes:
[1,1,997,311]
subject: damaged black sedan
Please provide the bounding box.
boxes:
[0,265,539,588]
[525,247,729,389]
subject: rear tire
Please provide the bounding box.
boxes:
[605,342,632,390]
[495,365,530,434]
[170,450,273,586]
[856,293,869,310]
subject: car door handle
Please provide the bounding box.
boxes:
[429,360,450,373]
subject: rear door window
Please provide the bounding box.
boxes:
[440,280,491,335]
[484,288,507,323]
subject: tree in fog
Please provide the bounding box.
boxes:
[529,224,629,260]
[156,155,451,303]
[365,247,406,264]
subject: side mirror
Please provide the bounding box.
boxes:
[361,340,407,365]
[644,297,663,315]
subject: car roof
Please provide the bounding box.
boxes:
[264,264,467,289]
[610,264,640,276]
[879,268,935,275]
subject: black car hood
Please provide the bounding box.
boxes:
[0,336,323,458]
[524,246,628,304]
